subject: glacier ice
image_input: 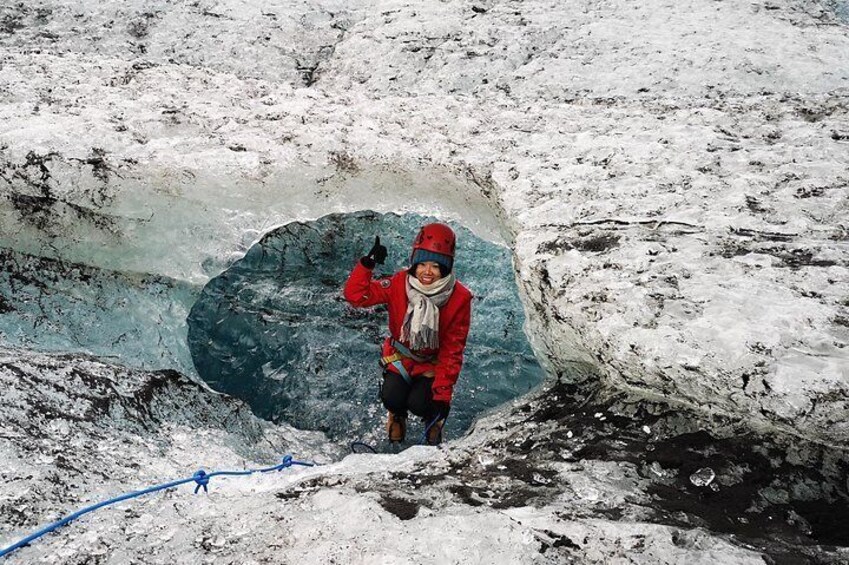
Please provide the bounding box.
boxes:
[0,249,198,375]
[1,0,848,561]
[187,211,546,443]
[837,1,849,21]
[0,207,544,447]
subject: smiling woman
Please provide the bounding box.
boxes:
[186,211,545,446]
[344,222,473,446]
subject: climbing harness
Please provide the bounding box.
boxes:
[369,340,444,452]
[379,338,436,386]
[0,455,315,560]
[366,340,444,454]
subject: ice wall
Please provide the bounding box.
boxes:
[187,211,545,443]
[0,149,507,287]
[0,248,198,375]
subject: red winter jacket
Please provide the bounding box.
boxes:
[343,261,473,403]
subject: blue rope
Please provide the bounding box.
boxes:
[0,455,314,560]
[419,415,442,445]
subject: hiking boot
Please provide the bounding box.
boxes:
[387,412,406,443]
[425,419,444,446]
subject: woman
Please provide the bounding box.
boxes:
[343,223,473,445]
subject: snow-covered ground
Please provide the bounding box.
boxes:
[1,0,848,561]
[8,348,837,564]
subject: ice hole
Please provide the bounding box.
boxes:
[187,211,545,444]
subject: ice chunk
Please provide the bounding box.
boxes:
[649,462,666,477]
[478,454,495,468]
[689,467,716,487]
[532,473,551,485]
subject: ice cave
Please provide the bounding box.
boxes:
[0,210,544,445]
[186,211,545,444]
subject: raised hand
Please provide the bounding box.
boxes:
[364,236,387,266]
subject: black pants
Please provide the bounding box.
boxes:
[381,371,435,420]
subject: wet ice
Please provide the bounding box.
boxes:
[187,211,545,444]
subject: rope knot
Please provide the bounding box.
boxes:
[193,470,210,494]
[0,453,315,560]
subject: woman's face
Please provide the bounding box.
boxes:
[414,261,442,285]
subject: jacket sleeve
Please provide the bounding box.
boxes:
[432,293,472,403]
[343,260,392,308]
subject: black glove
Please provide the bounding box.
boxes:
[431,400,451,422]
[360,236,387,269]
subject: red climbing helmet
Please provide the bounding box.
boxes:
[412,223,456,256]
[410,223,456,275]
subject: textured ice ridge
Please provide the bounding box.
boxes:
[0,0,847,447]
[4,350,848,563]
[0,346,338,544]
